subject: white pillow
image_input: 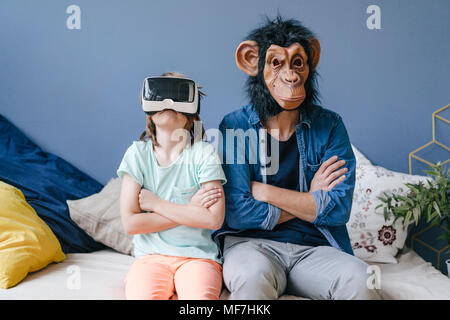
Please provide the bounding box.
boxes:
[351,145,372,166]
[348,145,431,263]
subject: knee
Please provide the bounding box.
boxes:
[176,275,222,300]
[223,260,282,300]
[332,261,379,300]
[174,260,223,300]
[124,259,174,300]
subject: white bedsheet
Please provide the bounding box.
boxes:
[371,249,450,300]
[1,248,449,300]
[0,249,132,300]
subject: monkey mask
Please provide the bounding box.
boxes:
[235,18,321,122]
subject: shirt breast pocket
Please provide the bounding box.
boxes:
[172,184,199,205]
[306,160,323,181]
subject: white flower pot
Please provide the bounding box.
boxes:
[446,259,450,278]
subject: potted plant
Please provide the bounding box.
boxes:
[376,162,449,271]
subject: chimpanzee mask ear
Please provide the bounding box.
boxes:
[309,38,321,70]
[235,40,259,77]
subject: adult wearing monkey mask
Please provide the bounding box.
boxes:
[212,17,378,300]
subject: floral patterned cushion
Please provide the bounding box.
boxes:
[348,145,431,263]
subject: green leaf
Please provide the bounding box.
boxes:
[393,216,399,225]
[406,197,415,206]
[429,211,440,223]
[426,204,433,222]
[413,207,420,225]
[395,206,410,213]
[404,211,412,227]
[423,170,438,176]
[407,185,420,194]
[432,201,441,217]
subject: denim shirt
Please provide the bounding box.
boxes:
[212,104,356,255]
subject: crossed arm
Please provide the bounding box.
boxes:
[120,173,225,234]
[251,155,348,224]
[120,156,347,234]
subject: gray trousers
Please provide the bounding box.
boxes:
[223,236,380,300]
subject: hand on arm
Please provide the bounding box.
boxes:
[188,185,223,209]
[309,156,348,193]
[250,155,347,224]
[139,180,225,230]
[121,173,225,234]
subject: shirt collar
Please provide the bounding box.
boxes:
[248,104,312,128]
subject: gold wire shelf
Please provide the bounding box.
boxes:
[409,104,450,174]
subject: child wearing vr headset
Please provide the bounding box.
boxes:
[117,72,226,300]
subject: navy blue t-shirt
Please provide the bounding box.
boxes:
[237,133,330,247]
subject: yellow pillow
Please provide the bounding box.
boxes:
[0,181,66,289]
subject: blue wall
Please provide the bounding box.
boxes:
[1,0,449,184]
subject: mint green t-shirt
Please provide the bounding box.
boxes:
[117,140,226,263]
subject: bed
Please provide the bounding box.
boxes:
[1,114,449,300]
[1,247,449,300]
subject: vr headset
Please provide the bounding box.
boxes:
[141,76,199,115]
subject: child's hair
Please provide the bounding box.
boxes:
[139,72,206,146]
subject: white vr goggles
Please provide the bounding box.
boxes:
[141,76,199,115]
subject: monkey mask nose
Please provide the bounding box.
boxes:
[283,71,301,86]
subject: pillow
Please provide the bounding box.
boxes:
[347,145,431,263]
[0,114,105,253]
[0,181,66,289]
[351,144,372,166]
[67,178,134,255]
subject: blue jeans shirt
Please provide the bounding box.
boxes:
[212,104,356,255]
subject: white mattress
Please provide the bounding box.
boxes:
[1,248,449,300]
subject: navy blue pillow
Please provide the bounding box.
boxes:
[0,114,105,253]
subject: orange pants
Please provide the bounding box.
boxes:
[125,254,223,300]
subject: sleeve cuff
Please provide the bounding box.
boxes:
[198,176,228,186]
[311,190,335,225]
[261,203,281,230]
[117,169,143,186]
